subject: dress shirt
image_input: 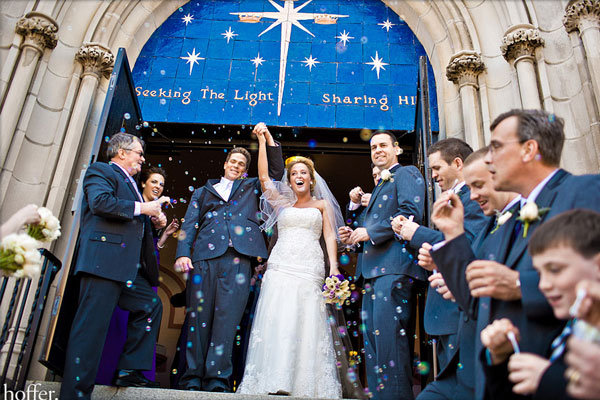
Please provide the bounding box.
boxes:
[453,181,466,194]
[214,177,235,201]
[110,161,142,215]
[521,169,559,207]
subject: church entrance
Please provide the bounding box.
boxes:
[141,121,420,387]
[42,0,438,392]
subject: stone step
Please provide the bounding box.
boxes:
[24,381,351,400]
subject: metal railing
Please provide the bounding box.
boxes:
[0,249,61,392]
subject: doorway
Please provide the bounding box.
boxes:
[141,121,418,386]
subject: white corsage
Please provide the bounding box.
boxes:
[517,202,550,238]
[490,210,513,234]
[378,169,392,186]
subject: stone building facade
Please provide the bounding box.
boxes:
[0,0,598,385]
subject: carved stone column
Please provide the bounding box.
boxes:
[446,50,485,149]
[501,24,544,109]
[564,0,600,106]
[0,12,58,168]
[46,43,115,210]
[46,43,115,214]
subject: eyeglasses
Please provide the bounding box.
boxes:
[125,148,144,158]
[488,139,525,154]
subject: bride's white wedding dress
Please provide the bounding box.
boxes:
[237,207,342,398]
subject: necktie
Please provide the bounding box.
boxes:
[507,203,522,250]
[550,320,573,361]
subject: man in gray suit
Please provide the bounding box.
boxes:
[60,133,166,400]
[174,123,284,392]
[340,131,426,400]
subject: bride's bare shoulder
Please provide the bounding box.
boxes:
[312,199,327,212]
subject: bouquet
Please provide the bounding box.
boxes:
[322,274,351,306]
[0,233,42,278]
[26,207,61,242]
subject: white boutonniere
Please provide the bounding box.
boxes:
[490,210,512,234]
[517,202,550,238]
[378,169,392,186]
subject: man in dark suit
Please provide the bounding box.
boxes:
[340,131,426,400]
[430,109,600,399]
[174,122,283,392]
[417,147,520,400]
[392,138,488,400]
[60,133,167,400]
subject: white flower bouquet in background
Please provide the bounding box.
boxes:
[0,233,42,278]
[26,207,61,242]
[322,274,351,306]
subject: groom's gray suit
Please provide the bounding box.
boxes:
[176,144,283,391]
[356,163,426,400]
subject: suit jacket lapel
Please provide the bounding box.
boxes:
[205,179,224,200]
[473,216,495,254]
[504,170,568,267]
[230,178,243,199]
[485,202,519,264]
[110,163,141,202]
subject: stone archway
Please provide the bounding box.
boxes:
[1,0,596,383]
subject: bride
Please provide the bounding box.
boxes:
[236,129,344,398]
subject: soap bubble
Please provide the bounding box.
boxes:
[417,361,430,375]
[235,273,246,284]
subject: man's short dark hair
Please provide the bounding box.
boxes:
[226,147,251,170]
[428,138,473,164]
[463,146,489,168]
[370,131,398,146]
[529,209,600,259]
[140,166,167,183]
[490,109,564,166]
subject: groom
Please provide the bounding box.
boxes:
[174,123,284,392]
[341,131,426,400]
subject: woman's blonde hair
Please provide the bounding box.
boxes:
[285,156,316,192]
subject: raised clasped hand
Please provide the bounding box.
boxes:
[253,122,271,144]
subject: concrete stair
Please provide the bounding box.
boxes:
[24,381,349,400]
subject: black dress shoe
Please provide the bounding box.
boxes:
[209,386,230,393]
[114,370,161,388]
